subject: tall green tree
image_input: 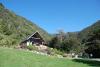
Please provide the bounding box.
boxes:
[49,31,81,54]
[85,29,100,58]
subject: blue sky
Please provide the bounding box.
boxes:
[0,0,100,33]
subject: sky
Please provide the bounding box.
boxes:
[0,0,100,33]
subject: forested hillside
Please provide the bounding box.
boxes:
[48,20,100,57]
[77,20,100,58]
[78,20,100,41]
[0,3,51,46]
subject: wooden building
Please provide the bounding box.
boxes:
[20,31,46,48]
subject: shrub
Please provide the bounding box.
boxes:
[51,48,64,55]
[27,45,37,51]
[27,45,33,50]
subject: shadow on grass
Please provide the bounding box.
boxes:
[72,59,100,67]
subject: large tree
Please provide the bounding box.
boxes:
[49,31,81,54]
[85,29,100,58]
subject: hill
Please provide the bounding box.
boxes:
[77,20,100,58]
[0,3,51,46]
[78,20,100,41]
[0,47,99,67]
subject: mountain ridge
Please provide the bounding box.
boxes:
[78,20,100,40]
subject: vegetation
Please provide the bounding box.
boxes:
[0,3,100,67]
[0,3,100,58]
[0,47,99,67]
[49,21,100,58]
[49,31,81,54]
[77,20,100,58]
[78,20,100,41]
[0,3,51,47]
[27,45,37,51]
[84,29,100,58]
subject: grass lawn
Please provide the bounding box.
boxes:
[0,47,100,67]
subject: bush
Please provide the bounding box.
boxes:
[52,48,63,55]
[43,47,63,56]
[27,45,37,51]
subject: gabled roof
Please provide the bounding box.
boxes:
[27,31,45,41]
[28,31,44,40]
[20,31,46,44]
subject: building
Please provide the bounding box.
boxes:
[20,31,46,48]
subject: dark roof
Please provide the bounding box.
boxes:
[21,31,45,43]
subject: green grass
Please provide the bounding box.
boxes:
[0,47,99,67]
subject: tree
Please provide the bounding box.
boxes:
[60,37,81,53]
[49,31,82,54]
[48,36,59,48]
[85,29,100,58]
